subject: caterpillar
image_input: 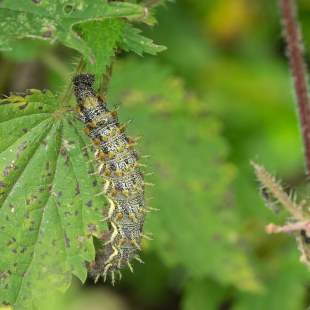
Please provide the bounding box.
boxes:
[73,74,149,284]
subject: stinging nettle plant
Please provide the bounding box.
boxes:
[0,0,166,308]
[253,0,310,274]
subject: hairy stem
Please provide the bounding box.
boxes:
[279,0,310,181]
[99,61,114,96]
[59,58,85,107]
[251,161,303,220]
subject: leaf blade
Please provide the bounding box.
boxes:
[0,0,149,60]
[0,91,107,308]
[119,24,166,56]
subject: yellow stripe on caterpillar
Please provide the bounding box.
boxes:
[104,221,119,245]
[105,244,119,265]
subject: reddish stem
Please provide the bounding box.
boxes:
[279,0,310,181]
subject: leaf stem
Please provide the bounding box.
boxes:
[59,58,85,107]
[99,61,114,96]
[279,0,310,181]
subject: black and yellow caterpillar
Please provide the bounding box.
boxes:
[73,74,149,284]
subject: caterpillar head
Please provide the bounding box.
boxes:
[73,74,95,87]
[73,74,96,102]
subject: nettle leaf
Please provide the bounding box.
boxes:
[119,24,166,56]
[108,59,261,292]
[80,19,165,86]
[0,91,107,308]
[81,18,125,88]
[0,0,149,61]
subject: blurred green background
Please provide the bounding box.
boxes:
[1,0,310,309]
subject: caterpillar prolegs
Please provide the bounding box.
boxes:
[73,74,149,284]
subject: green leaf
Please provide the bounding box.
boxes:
[0,0,148,61]
[119,24,166,56]
[108,59,261,292]
[80,19,165,88]
[0,91,107,308]
[81,19,125,88]
[182,278,228,310]
[233,252,307,310]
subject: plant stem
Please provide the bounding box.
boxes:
[59,58,85,107]
[251,161,303,220]
[99,61,114,96]
[279,0,310,181]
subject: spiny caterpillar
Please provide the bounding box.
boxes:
[73,74,151,284]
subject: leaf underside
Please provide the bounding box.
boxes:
[0,91,107,308]
[0,0,164,65]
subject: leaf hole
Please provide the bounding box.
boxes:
[63,4,75,15]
